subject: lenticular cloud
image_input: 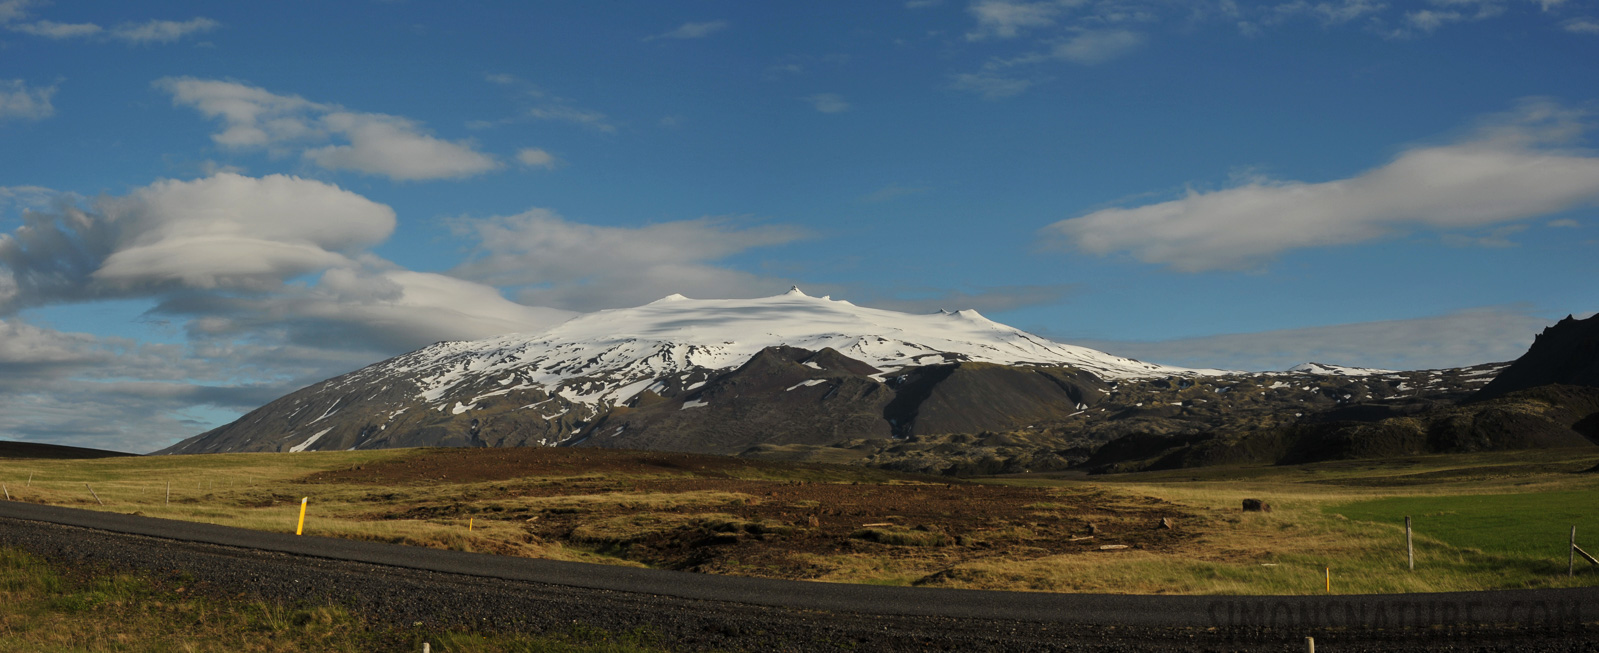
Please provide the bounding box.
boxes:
[0,173,393,310]
[1045,100,1599,271]
[92,173,396,290]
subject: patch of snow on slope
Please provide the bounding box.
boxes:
[786,379,828,391]
[1286,362,1398,376]
[290,427,334,453]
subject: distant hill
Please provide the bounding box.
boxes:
[1076,312,1599,474]
[0,440,139,460]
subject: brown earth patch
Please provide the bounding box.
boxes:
[302,446,904,485]
[302,447,1197,583]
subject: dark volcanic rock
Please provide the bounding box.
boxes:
[1086,385,1599,474]
[1475,313,1599,402]
[883,362,1108,437]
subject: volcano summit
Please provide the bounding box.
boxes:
[159,288,1221,455]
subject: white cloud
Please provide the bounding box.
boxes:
[1045,99,1599,271]
[0,173,395,309]
[1383,0,1515,35]
[159,78,500,180]
[450,209,809,312]
[0,185,55,212]
[1548,218,1581,228]
[647,20,729,40]
[157,77,324,148]
[523,105,616,132]
[0,175,603,452]
[806,93,851,114]
[143,257,577,356]
[1051,29,1145,64]
[10,19,101,38]
[304,112,501,180]
[1403,9,1467,32]
[1267,0,1387,26]
[0,318,108,371]
[0,79,55,120]
[96,174,394,291]
[516,147,559,169]
[110,17,219,43]
[949,72,1034,99]
[1564,17,1599,33]
[1070,307,1559,372]
[0,0,30,24]
[966,0,1061,40]
[6,14,217,43]
[197,160,245,176]
[291,267,576,349]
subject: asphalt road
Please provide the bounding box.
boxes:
[2,501,1596,651]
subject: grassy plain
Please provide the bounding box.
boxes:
[2,446,1598,598]
[979,447,1599,595]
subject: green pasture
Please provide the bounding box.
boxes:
[1333,490,1599,564]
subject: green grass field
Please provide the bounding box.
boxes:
[1334,491,1597,563]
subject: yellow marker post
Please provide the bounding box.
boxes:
[1325,567,1331,593]
[296,497,308,535]
[469,517,474,532]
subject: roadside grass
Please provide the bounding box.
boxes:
[0,547,664,652]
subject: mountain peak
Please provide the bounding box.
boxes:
[784,285,807,297]
[1474,312,1599,401]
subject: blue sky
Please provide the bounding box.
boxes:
[2,0,1597,452]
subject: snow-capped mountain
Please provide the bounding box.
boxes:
[1284,362,1398,376]
[159,288,1223,455]
[366,286,1217,405]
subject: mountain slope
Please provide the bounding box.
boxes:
[1474,313,1599,401]
[159,289,1217,455]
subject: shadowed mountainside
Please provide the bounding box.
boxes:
[1474,313,1599,402]
[0,441,138,460]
